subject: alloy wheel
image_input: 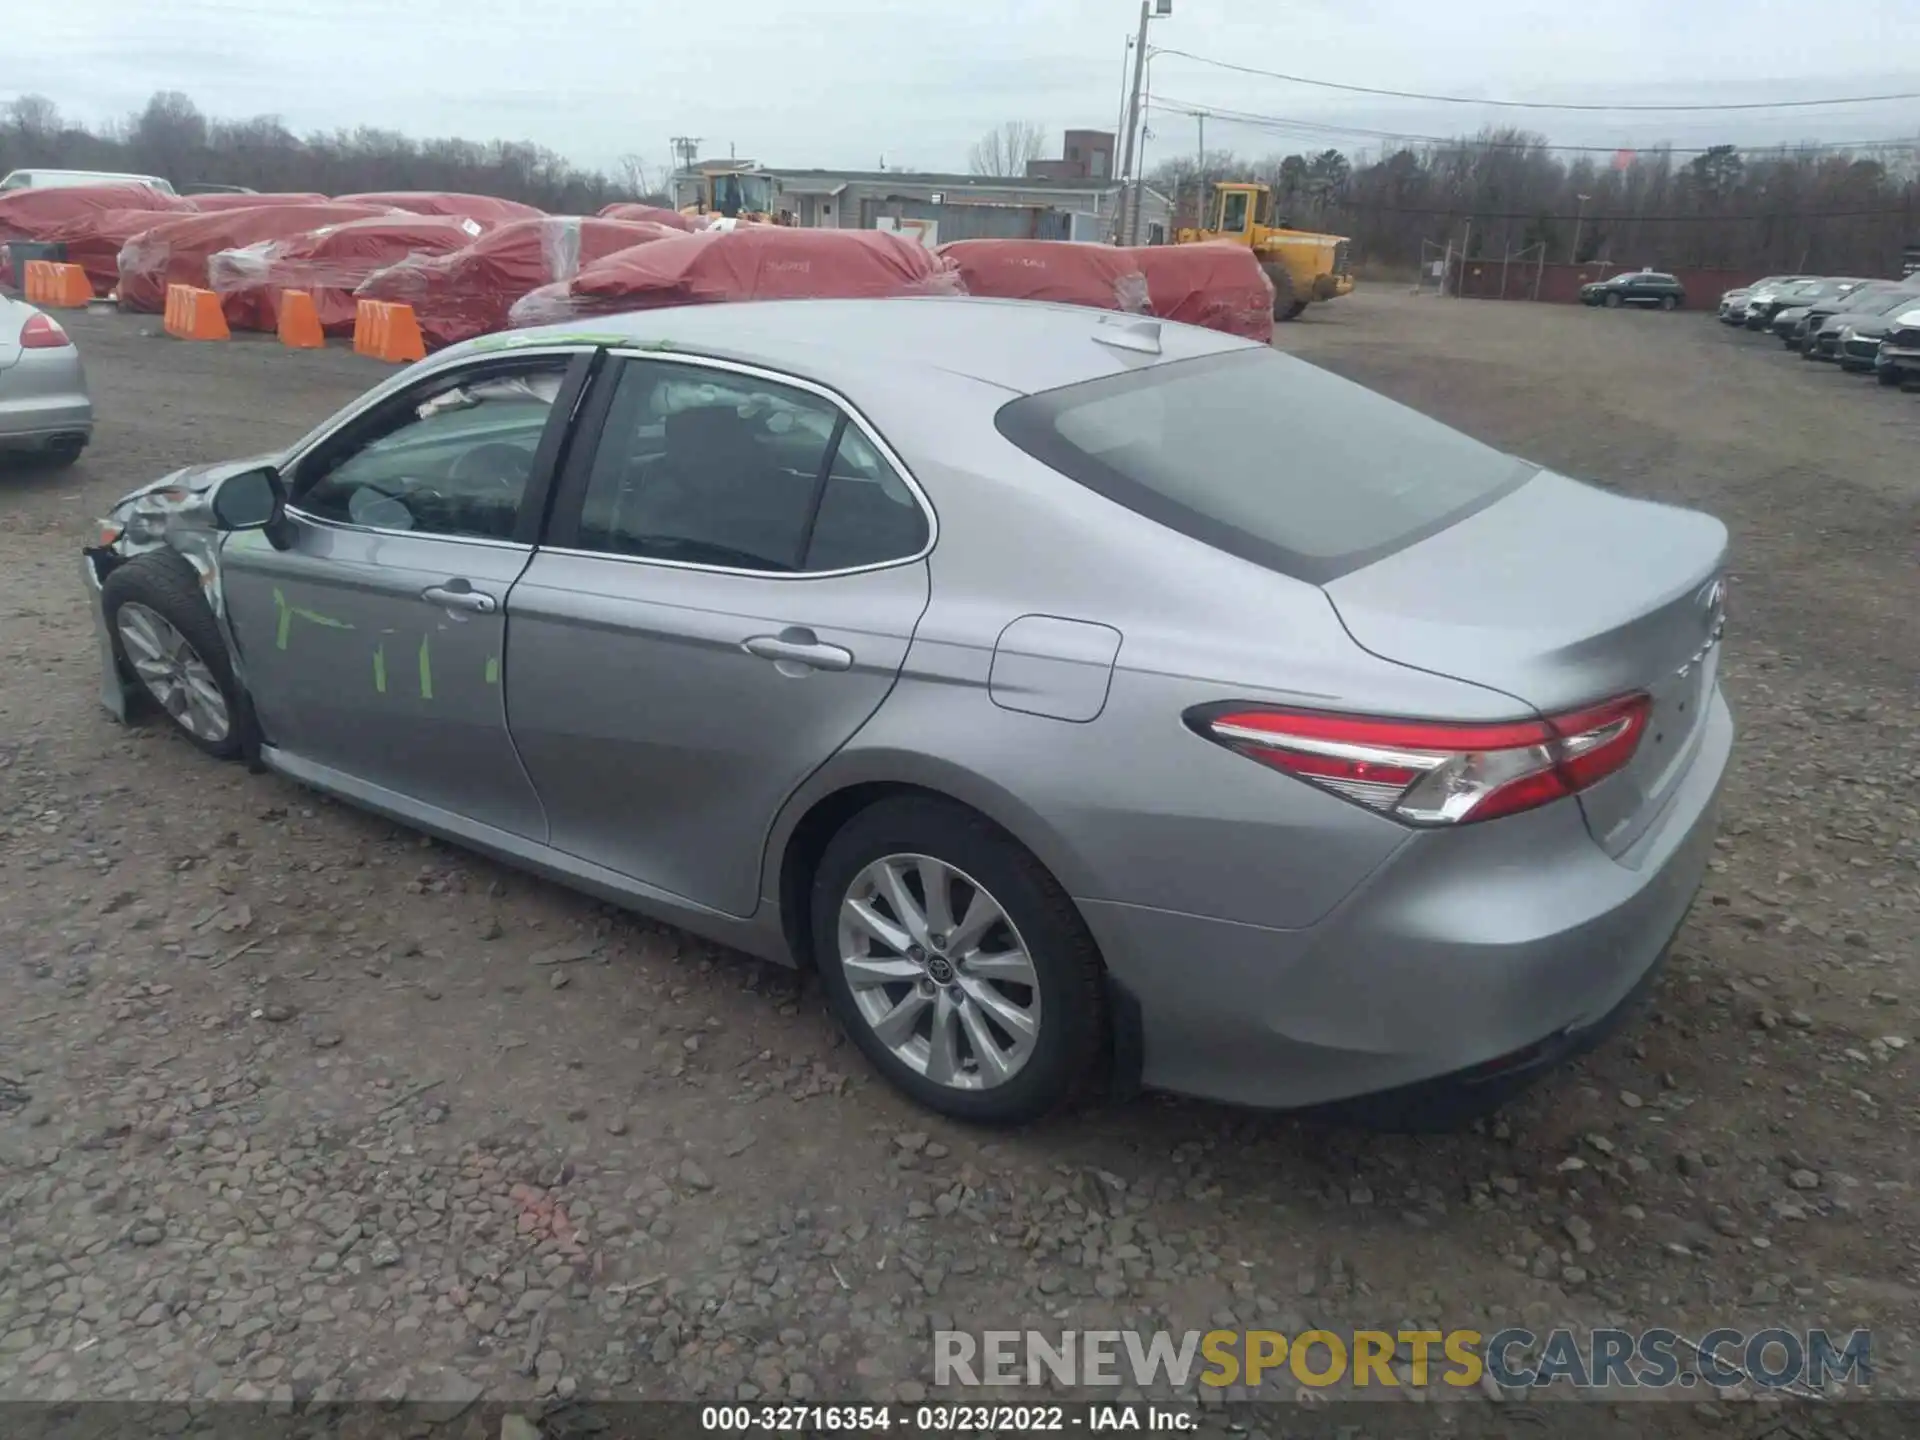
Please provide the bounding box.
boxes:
[835,853,1040,1091]
[116,601,232,743]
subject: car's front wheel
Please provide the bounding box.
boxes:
[101,551,250,760]
[1877,365,1902,387]
[811,797,1107,1124]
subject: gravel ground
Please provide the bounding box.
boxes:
[1,293,1916,1426]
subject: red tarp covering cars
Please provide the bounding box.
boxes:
[596,202,698,231]
[509,226,962,327]
[184,191,329,212]
[35,209,177,296]
[937,239,1151,314]
[115,202,396,312]
[210,214,492,334]
[1129,242,1275,343]
[355,216,673,349]
[335,191,545,223]
[0,182,190,288]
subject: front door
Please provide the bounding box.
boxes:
[222,352,589,839]
[505,353,934,916]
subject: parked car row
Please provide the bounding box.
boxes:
[1719,273,1920,387]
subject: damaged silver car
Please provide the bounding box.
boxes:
[81,301,1731,1130]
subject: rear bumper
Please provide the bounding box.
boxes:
[0,351,93,447]
[1083,687,1733,1111]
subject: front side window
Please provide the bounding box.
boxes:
[293,362,565,540]
[573,359,927,573]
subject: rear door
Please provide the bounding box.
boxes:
[221,349,594,839]
[504,351,933,917]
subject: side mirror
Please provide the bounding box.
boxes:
[210,466,285,531]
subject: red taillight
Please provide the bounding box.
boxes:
[20,313,71,349]
[1194,693,1649,826]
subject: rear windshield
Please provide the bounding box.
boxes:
[996,349,1535,584]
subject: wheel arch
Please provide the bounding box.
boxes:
[765,751,1100,974]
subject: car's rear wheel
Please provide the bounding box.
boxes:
[811,797,1107,1124]
[101,552,249,760]
[1660,295,1678,311]
[1603,292,1622,308]
[42,437,85,467]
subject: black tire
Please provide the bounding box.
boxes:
[1260,261,1297,321]
[1660,295,1678,311]
[810,796,1107,1125]
[1877,365,1901,387]
[42,437,85,468]
[100,550,252,760]
[1282,299,1309,321]
[1604,292,1622,308]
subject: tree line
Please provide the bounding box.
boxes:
[1,92,653,213]
[1148,130,1920,276]
[8,92,1915,276]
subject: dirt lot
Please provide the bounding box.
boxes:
[1,292,1916,1423]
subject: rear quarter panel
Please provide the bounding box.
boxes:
[764,364,1542,933]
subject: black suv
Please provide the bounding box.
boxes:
[1579,271,1686,310]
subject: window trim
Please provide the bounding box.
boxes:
[539,347,938,580]
[280,347,597,548]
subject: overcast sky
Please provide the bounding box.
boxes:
[7,0,1919,178]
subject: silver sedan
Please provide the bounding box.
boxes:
[0,295,92,466]
[80,298,1731,1128]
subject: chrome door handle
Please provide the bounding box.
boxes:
[743,633,853,671]
[422,585,496,614]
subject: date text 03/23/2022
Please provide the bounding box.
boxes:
[699,1404,1195,1432]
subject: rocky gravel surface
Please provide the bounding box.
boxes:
[0,295,1915,1433]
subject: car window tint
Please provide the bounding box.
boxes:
[295,363,564,540]
[575,360,841,572]
[998,348,1533,584]
[803,427,928,571]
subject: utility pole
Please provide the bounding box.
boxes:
[1195,110,1207,229]
[1116,0,1151,245]
[670,136,703,210]
[1569,192,1591,264]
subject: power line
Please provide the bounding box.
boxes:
[1149,95,1920,156]
[1301,198,1914,224]
[1149,47,1920,112]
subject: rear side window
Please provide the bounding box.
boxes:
[996,349,1534,583]
[571,358,927,573]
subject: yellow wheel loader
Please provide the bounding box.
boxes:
[1175,182,1353,320]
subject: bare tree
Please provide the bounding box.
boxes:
[615,152,651,198]
[968,121,1047,178]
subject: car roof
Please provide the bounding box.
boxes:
[1,167,170,188]
[482,295,1258,397]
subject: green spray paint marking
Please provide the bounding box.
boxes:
[373,644,386,694]
[485,655,500,685]
[418,635,433,700]
[272,587,354,650]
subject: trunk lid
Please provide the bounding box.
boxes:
[1323,471,1727,858]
